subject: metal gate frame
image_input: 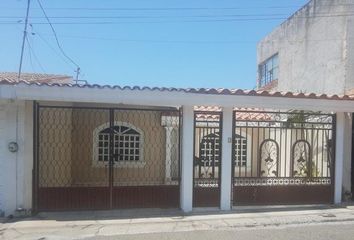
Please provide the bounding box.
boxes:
[32,102,182,212]
[193,110,223,207]
[231,109,336,205]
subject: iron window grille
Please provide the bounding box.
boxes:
[234,136,247,167]
[93,121,144,167]
[199,132,247,167]
[200,133,220,167]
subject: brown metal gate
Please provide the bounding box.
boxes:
[33,103,181,211]
[232,109,335,205]
[193,110,222,207]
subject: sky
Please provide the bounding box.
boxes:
[0,0,308,89]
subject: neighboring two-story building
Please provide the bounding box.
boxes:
[257,0,354,198]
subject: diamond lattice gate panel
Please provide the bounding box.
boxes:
[34,104,180,211]
[232,110,335,205]
[193,111,222,207]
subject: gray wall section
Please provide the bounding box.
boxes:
[257,0,354,95]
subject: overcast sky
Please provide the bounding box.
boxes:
[1,0,308,89]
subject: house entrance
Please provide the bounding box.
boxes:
[33,104,181,211]
[232,110,335,205]
[193,110,222,207]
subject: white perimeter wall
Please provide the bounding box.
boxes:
[0,100,33,216]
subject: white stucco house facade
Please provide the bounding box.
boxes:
[0,72,354,217]
[257,0,354,198]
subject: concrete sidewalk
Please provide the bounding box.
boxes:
[2,205,354,240]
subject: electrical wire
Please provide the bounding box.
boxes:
[0,6,310,11]
[0,13,293,19]
[2,12,354,25]
[36,0,80,69]
[25,34,46,72]
[34,30,76,71]
[26,35,36,72]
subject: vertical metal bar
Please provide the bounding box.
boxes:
[231,111,236,205]
[279,124,282,177]
[198,125,201,178]
[239,124,242,177]
[192,112,196,207]
[251,126,254,178]
[316,128,320,177]
[321,126,325,178]
[178,108,182,188]
[311,126,315,178]
[326,129,329,177]
[109,108,114,209]
[289,128,293,178]
[257,121,260,177]
[218,112,223,195]
[245,122,248,177]
[331,114,337,204]
[274,123,278,176]
[32,101,39,214]
[211,120,215,178]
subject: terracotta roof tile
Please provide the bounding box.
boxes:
[0,78,353,101]
[0,72,73,84]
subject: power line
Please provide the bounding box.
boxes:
[36,0,80,77]
[0,13,293,19]
[2,12,354,25]
[33,30,76,71]
[25,34,46,72]
[36,33,353,44]
[0,6,309,11]
[25,35,36,72]
[3,12,354,20]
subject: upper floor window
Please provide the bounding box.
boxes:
[258,54,279,87]
[93,122,144,166]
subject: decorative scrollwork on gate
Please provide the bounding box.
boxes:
[292,140,312,177]
[259,139,279,177]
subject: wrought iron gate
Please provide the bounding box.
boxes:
[232,109,335,205]
[33,103,181,211]
[193,111,222,207]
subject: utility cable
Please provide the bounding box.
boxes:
[36,0,80,69]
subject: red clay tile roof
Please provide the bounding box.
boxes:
[194,106,272,121]
[0,78,353,101]
[0,72,73,84]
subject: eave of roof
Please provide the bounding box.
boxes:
[0,79,353,101]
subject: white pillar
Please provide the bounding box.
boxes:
[220,107,233,210]
[334,112,345,204]
[180,105,194,212]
